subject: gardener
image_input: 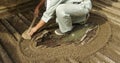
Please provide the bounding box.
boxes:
[28,0,92,36]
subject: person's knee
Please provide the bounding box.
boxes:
[56,4,65,12]
[56,4,67,17]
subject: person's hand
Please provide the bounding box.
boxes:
[34,7,39,17]
[29,27,38,36]
[22,27,37,39]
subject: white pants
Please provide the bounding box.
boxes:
[56,3,90,33]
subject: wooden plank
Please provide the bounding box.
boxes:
[0,44,13,63]
[1,19,21,41]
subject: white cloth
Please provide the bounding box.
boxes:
[46,0,51,10]
[41,0,92,23]
[41,0,63,22]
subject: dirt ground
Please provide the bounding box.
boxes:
[0,11,118,63]
[0,12,112,63]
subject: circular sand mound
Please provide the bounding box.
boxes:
[19,14,111,62]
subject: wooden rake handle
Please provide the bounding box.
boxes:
[28,16,37,32]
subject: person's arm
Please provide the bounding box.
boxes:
[34,19,46,30]
[34,0,46,16]
[28,0,46,36]
[29,0,63,36]
[29,19,46,36]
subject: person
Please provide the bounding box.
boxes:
[28,0,92,36]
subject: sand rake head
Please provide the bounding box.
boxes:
[22,29,32,40]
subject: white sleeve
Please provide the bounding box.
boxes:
[41,0,64,23]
